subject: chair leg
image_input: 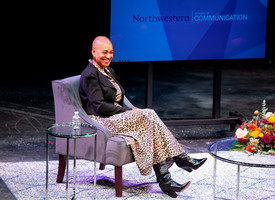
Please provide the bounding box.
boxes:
[56,154,66,183]
[115,166,123,197]
[99,163,106,170]
[57,156,123,196]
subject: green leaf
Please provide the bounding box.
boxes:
[229,146,242,151]
[229,141,247,151]
[234,142,246,147]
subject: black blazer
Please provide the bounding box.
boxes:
[79,62,131,117]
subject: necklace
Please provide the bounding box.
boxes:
[92,60,105,73]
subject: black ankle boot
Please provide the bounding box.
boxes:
[174,153,207,172]
[153,161,191,198]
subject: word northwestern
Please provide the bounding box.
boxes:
[133,14,190,23]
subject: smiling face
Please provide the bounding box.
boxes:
[92,36,113,69]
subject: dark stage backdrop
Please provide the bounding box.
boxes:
[3,0,274,84]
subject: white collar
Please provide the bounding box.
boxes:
[89,59,111,77]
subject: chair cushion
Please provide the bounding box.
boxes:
[105,137,134,166]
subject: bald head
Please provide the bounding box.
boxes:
[91,36,113,69]
[92,36,112,50]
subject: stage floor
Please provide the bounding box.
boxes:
[0,64,274,199]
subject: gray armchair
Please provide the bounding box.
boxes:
[52,75,135,197]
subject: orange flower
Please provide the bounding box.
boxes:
[249,124,257,131]
[264,129,271,136]
[246,144,256,152]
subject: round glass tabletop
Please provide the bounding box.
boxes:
[47,122,97,138]
[208,137,275,168]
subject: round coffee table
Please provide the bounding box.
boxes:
[46,122,97,200]
[208,137,275,200]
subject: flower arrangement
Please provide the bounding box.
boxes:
[230,100,275,155]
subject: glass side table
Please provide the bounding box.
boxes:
[46,122,97,200]
[208,137,275,200]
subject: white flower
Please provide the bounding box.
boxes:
[235,128,249,138]
[249,137,259,146]
[265,112,273,119]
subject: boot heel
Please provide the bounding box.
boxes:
[182,166,193,172]
[161,188,177,198]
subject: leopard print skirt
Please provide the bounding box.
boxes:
[90,108,184,176]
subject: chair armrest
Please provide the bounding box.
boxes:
[78,107,112,138]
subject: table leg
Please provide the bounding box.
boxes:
[46,134,49,200]
[94,134,97,199]
[66,138,69,200]
[213,157,217,199]
[236,165,240,200]
[73,138,76,199]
